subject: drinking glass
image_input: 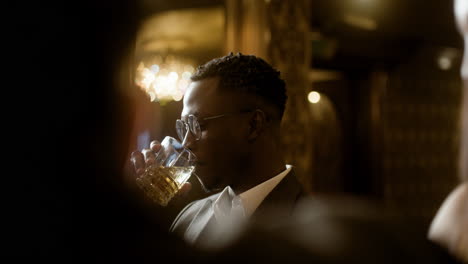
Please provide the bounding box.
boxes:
[136,136,196,206]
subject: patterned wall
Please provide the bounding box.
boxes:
[380,46,462,224]
[266,0,314,192]
[224,0,314,192]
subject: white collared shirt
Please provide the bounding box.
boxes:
[212,164,292,221]
[179,165,293,249]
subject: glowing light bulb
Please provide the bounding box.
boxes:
[308,91,321,104]
[150,64,160,73]
[168,71,179,81]
[438,56,452,70]
[182,71,192,80]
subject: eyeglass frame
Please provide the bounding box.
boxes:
[175,109,259,142]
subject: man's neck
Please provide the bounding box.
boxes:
[231,134,286,194]
[232,158,286,194]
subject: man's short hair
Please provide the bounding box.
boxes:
[191,53,287,120]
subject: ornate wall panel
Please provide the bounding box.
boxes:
[225,0,314,191]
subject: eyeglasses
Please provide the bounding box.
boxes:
[175,110,255,142]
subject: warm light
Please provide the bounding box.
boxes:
[150,64,160,73]
[168,71,179,81]
[184,65,195,73]
[182,71,192,80]
[436,48,460,71]
[148,92,157,102]
[140,68,155,89]
[172,90,184,101]
[343,14,377,31]
[135,57,194,103]
[357,0,373,4]
[438,56,452,70]
[308,91,321,104]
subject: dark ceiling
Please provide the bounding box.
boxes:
[138,0,463,71]
[139,0,224,17]
[311,0,463,71]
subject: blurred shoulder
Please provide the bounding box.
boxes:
[429,182,468,262]
[241,193,459,263]
[170,192,221,232]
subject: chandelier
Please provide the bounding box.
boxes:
[135,55,195,104]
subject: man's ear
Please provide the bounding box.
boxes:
[248,110,267,141]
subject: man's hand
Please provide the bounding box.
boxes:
[130,140,192,197]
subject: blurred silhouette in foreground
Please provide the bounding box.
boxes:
[9,0,195,260]
[428,0,468,262]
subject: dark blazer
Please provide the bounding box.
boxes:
[169,169,304,246]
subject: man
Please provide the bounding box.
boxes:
[132,53,303,249]
[428,0,468,262]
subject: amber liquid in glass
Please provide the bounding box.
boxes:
[136,166,195,206]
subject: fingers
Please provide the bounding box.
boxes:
[130,140,162,177]
[150,140,161,152]
[142,148,156,166]
[130,151,145,175]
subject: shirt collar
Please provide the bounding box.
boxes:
[238,164,292,217]
[211,165,292,223]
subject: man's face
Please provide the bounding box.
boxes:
[181,77,250,192]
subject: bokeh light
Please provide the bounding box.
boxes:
[308,91,321,104]
[135,57,195,104]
